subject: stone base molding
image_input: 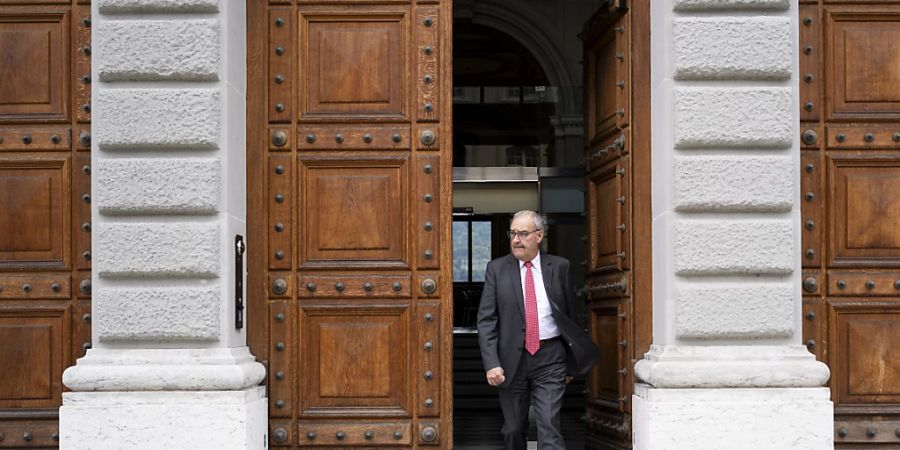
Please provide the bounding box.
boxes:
[633,384,833,450]
[635,345,831,389]
[60,387,267,450]
[62,347,265,391]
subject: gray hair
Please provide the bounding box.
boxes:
[513,210,544,230]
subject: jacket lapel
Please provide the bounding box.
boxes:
[507,255,525,320]
[541,252,554,303]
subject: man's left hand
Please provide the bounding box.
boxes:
[565,376,573,384]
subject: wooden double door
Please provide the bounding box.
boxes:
[0,1,92,446]
[238,0,900,449]
[244,0,652,448]
[799,2,900,446]
[246,0,453,447]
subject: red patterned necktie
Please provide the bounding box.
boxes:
[524,261,540,355]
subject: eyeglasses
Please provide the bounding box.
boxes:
[507,229,541,240]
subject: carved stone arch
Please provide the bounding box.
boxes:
[459,0,579,115]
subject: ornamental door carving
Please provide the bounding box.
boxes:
[581,2,651,448]
[799,2,900,447]
[0,1,92,447]
[247,0,452,447]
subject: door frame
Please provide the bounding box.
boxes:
[245,0,650,447]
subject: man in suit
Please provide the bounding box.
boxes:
[477,210,602,450]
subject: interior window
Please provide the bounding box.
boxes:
[452,218,492,282]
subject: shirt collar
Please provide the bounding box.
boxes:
[518,252,541,271]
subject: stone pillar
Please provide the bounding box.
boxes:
[59,1,266,448]
[634,1,833,448]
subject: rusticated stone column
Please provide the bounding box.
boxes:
[633,1,833,448]
[59,1,266,448]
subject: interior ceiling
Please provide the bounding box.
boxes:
[452,21,550,87]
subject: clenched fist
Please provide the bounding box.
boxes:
[486,367,505,386]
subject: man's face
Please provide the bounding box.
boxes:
[509,215,543,262]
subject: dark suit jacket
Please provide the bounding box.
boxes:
[477,252,602,388]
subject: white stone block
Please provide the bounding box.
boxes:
[675,283,794,339]
[97,158,221,214]
[97,20,220,81]
[95,223,220,278]
[674,219,793,275]
[633,385,833,450]
[63,348,266,391]
[96,287,220,341]
[674,88,792,148]
[673,156,793,212]
[61,388,266,450]
[673,0,790,10]
[98,0,219,14]
[95,89,220,150]
[673,18,791,80]
[635,345,830,388]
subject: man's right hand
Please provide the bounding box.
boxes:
[486,367,505,386]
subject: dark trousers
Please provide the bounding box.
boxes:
[497,338,567,450]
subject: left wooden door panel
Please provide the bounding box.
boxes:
[248,1,451,448]
[0,2,91,446]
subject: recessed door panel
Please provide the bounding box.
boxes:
[585,30,617,143]
[299,6,408,120]
[589,305,618,403]
[0,157,70,269]
[0,308,67,408]
[299,154,409,267]
[826,6,900,121]
[300,304,409,414]
[0,10,69,121]
[827,154,900,267]
[830,301,900,405]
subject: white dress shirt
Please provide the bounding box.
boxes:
[518,253,560,340]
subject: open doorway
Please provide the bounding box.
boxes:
[448,1,648,448]
[245,0,648,447]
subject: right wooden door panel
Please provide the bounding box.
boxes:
[801,2,900,446]
[582,2,651,448]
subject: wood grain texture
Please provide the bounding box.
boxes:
[0,8,69,122]
[299,5,409,122]
[268,8,292,123]
[299,153,409,267]
[827,153,900,267]
[250,1,453,445]
[299,303,410,414]
[269,303,293,418]
[801,150,823,268]
[583,3,649,444]
[799,4,821,122]
[830,300,900,404]
[296,420,411,446]
[0,156,70,270]
[0,307,68,409]
[805,4,900,443]
[826,5,900,121]
[415,6,439,122]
